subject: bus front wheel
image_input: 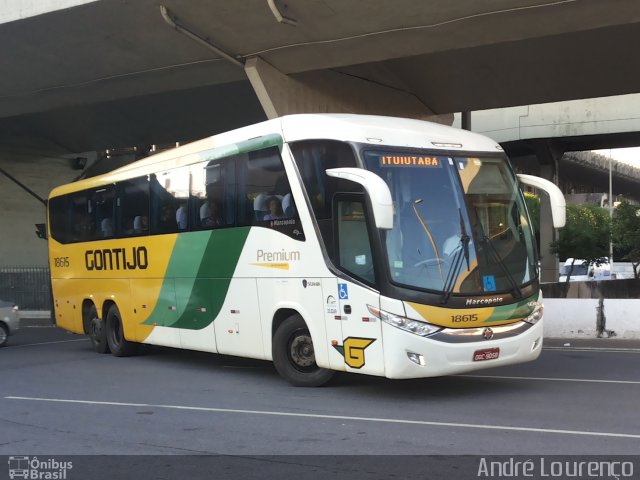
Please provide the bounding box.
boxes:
[272,314,334,387]
[106,304,138,357]
[88,305,109,354]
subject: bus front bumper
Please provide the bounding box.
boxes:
[382,319,543,379]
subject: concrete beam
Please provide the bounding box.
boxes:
[0,0,99,24]
[245,56,453,124]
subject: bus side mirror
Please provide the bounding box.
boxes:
[517,174,566,228]
[35,223,48,240]
[326,168,393,229]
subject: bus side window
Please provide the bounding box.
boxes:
[335,196,375,285]
[150,168,190,235]
[190,157,236,230]
[116,176,150,237]
[290,140,361,259]
[237,148,290,225]
[90,187,115,241]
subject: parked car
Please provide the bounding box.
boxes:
[559,258,611,282]
[0,299,20,347]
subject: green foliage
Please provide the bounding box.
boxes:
[612,199,640,279]
[551,204,610,268]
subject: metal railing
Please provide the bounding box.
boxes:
[0,266,51,310]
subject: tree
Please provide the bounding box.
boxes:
[612,199,640,279]
[550,204,610,282]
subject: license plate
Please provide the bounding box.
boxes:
[473,347,500,362]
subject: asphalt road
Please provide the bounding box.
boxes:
[1,326,639,478]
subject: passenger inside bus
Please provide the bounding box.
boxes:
[200,198,224,227]
[263,195,285,220]
[100,218,113,238]
[175,204,187,231]
[133,215,149,234]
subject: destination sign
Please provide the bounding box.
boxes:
[379,155,443,168]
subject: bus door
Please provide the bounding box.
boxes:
[332,195,385,376]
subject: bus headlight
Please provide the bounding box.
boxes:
[524,302,543,325]
[367,305,442,337]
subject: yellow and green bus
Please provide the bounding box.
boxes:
[48,114,565,386]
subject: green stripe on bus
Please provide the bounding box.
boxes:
[485,293,539,323]
[143,228,250,330]
[198,134,283,164]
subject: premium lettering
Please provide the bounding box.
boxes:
[256,249,300,262]
[85,246,148,271]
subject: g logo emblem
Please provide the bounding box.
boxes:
[332,337,376,369]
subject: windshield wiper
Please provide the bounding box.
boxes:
[441,209,471,304]
[476,220,522,298]
[458,208,470,271]
[441,235,470,304]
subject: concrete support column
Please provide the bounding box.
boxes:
[244,56,453,124]
[534,142,563,283]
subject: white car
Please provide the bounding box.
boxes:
[559,258,611,282]
[0,300,20,347]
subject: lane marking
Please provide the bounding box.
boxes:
[5,396,640,440]
[544,346,640,353]
[457,375,640,385]
[4,339,87,348]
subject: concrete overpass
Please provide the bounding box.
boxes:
[3,0,640,275]
[459,93,640,199]
[3,0,640,151]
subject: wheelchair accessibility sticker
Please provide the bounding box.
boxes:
[483,275,497,292]
[338,283,349,300]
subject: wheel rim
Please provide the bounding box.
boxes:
[288,330,316,373]
[90,318,102,344]
[0,327,7,344]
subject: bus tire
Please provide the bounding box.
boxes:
[88,305,109,354]
[106,304,137,357]
[272,314,334,387]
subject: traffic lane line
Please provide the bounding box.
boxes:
[543,346,640,353]
[3,339,87,348]
[457,374,640,385]
[5,396,640,441]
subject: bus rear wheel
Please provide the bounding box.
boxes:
[106,304,138,357]
[88,305,109,354]
[272,314,334,387]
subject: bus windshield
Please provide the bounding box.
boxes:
[363,150,536,297]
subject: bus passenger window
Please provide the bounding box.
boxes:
[150,168,190,235]
[190,158,235,230]
[117,176,149,237]
[91,187,115,241]
[336,198,375,284]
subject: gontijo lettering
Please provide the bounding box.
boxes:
[85,246,148,271]
[380,155,441,167]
